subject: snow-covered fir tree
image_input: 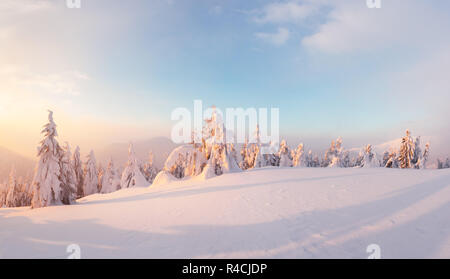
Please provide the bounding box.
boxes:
[72,146,84,198]
[100,159,121,193]
[362,144,378,168]
[0,181,6,207]
[59,143,77,205]
[382,151,390,167]
[305,150,314,167]
[120,143,148,188]
[31,111,64,208]
[385,151,399,168]
[250,124,266,168]
[420,142,430,169]
[278,140,292,167]
[340,151,352,168]
[200,108,240,176]
[322,140,336,167]
[292,143,305,167]
[239,140,251,170]
[398,130,415,169]
[322,138,343,167]
[83,150,99,196]
[19,178,32,206]
[141,152,158,183]
[97,163,104,192]
[412,136,422,169]
[5,167,19,207]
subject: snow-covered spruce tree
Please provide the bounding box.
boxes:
[420,143,430,169]
[0,181,6,207]
[141,152,158,183]
[398,130,415,169]
[354,150,364,167]
[100,159,120,193]
[382,151,390,167]
[250,124,266,168]
[120,143,148,188]
[5,167,19,207]
[278,140,292,167]
[97,163,104,192]
[228,144,240,171]
[322,138,343,168]
[322,140,335,167]
[200,108,240,176]
[341,151,352,168]
[384,150,398,168]
[31,111,64,208]
[239,140,250,170]
[59,143,77,205]
[171,153,186,179]
[412,136,422,169]
[362,144,378,168]
[305,150,313,167]
[265,141,279,167]
[19,178,32,206]
[83,150,99,196]
[292,143,305,167]
[72,146,84,198]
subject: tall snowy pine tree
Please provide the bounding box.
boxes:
[31,111,64,208]
[83,150,99,196]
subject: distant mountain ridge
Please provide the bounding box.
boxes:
[96,137,179,170]
[0,146,35,182]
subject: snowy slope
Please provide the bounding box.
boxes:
[0,168,449,259]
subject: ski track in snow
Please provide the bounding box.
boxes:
[0,168,449,259]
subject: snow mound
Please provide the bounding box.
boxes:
[197,162,216,180]
[152,171,176,186]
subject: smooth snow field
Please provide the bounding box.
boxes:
[1,168,449,259]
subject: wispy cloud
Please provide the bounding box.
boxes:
[301,0,450,53]
[253,1,318,24]
[0,65,90,97]
[255,27,290,46]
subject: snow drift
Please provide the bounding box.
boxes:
[0,167,449,259]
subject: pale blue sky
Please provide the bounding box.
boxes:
[1,0,450,156]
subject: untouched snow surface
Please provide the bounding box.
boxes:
[0,168,449,259]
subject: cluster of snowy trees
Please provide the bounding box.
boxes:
[163,123,433,181]
[0,168,32,208]
[0,111,158,208]
[162,109,240,180]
